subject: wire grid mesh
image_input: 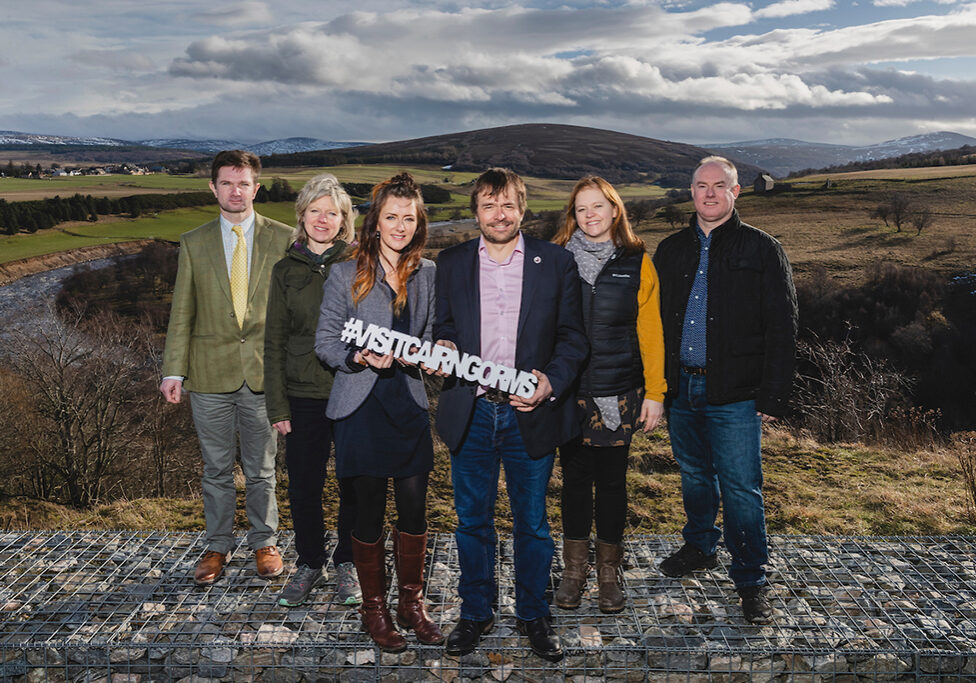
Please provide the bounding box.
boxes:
[1,531,975,681]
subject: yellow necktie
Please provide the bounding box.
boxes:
[231,225,248,329]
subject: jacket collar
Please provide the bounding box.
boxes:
[688,209,741,243]
[288,239,347,265]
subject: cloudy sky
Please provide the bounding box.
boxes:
[2,0,975,146]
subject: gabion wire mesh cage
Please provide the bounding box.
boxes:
[2,531,975,681]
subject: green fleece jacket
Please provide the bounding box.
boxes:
[263,240,348,424]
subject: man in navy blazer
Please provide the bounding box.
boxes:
[434,168,587,662]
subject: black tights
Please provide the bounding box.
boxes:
[560,440,629,544]
[352,472,429,543]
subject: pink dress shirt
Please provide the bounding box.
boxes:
[478,234,525,393]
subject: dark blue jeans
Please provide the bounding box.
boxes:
[451,398,556,622]
[667,370,768,588]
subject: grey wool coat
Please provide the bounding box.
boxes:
[315,258,436,420]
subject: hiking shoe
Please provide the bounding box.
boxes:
[335,561,363,606]
[659,543,718,577]
[738,585,773,624]
[278,564,325,607]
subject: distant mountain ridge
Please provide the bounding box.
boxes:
[136,136,366,155]
[5,126,975,182]
[261,123,758,186]
[708,131,976,177]
[0,131,363,156]
[0,131,131,147]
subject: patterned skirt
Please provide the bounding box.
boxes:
[578,386,645,448]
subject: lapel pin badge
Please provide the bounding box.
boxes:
[533,256,541,264]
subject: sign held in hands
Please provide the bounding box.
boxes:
[340,317,538,399]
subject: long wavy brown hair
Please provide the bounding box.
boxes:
[552,175,644,253]
[351,173,428,314]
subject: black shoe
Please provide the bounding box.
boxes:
[659,543,718,577]
[516,616,563,663]
[445,617,494,656]
[737,585,772,624]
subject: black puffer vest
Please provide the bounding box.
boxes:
[578,248,645,396]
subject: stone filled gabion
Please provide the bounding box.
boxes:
[2,531,976,681]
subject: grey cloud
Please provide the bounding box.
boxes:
[191,1,272,27]
[754,0,834,19]
[6,77,976,148]
[7,1,976,148]
[72,49,155,72]
[168,3,755,88]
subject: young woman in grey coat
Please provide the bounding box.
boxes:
[315,173,442,653]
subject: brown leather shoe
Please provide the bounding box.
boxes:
[194,550,230,586]
[255,545,284,579]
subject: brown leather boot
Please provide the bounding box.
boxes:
[554,538,589,609]
[595,540,626,614]
[394,529,445,645]
[352,535,407,653]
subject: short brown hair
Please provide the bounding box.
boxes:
[469,167,527,215]
[211,149,262,184]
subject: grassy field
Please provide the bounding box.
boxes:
[1,424,972,536]
[2,162,975,535]
[0,165,670,263]
[5,162,975,278]
[796,163,976,182]
[0,203,297,263]
[0,173,210,200]
[634,168,976,286]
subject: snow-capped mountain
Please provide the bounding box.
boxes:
[0,131,130,146]
[248,137,365,155]
[135,138,242,154]
[136,137,365,155]
[707,131,976,177]
[0,131,364,156]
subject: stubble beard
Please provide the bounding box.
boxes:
[479,221,520,245]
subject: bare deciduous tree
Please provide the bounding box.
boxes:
[659,204,686,230]
[872,192,913,232]
[911,207,934,236]
[4,305,152,507]
[626,201,652,228]
[791,334,914,443]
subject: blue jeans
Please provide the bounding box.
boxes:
[451,398,556,622]
[667,370,768,588]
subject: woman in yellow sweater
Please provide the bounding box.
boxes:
[551,175,666,613]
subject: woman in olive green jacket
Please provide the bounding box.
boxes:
[264,173,360,608]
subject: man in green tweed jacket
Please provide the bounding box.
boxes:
[160,150,292,586]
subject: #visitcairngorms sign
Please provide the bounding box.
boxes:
[340,317,538,399]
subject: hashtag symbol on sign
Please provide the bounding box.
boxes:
[340,318,360,345]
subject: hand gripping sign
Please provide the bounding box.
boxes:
[340,317,538,399]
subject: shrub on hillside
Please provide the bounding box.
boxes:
[795,262,975,431]
[56,242,178,331]
[790,335,917,444]
[954,432,976,521]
